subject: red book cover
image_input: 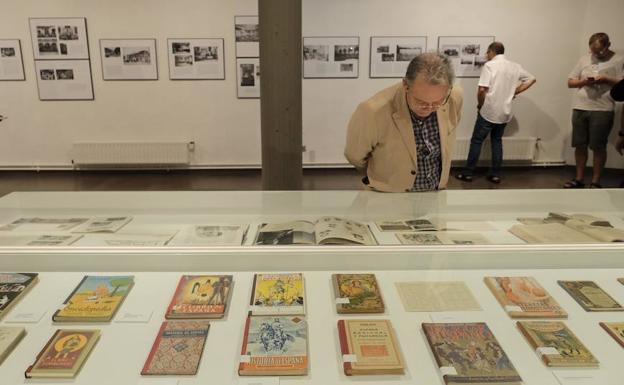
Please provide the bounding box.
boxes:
[165,275,232,319]
[337,319,352,375]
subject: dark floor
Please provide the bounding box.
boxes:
[0,166,622,197]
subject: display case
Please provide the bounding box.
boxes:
[0,189,623,385]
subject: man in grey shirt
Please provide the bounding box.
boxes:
[565,32,623,188]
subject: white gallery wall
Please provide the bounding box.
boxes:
[0,0,623,169]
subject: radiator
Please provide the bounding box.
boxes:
[72,142,192,168]
[452,137,537,161]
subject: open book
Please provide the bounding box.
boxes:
[517,212,612,227]
[254,217,377,245]
[510,222,624,243]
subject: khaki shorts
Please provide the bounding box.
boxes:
[571,109,614,150]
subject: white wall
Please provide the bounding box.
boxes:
[0,0,622,169]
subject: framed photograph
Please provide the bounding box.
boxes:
[370,36,427,78]
[29,17,89,60]
[0,39,25,80]
[236,57,260,99]
[303,36,359,79]
[168,38,225,80]
[99,39,158,80]
[235,16,259,58]
[35,59,94,100]
[437,36,495,78]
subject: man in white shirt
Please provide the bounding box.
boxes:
[565,33,624,189]
[456,42,536,184]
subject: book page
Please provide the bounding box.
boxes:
[395,282,481,311]
[509,223,597,243]
[315,217,376,245]
[71,217,132,233]
[173,224,248,246]
[255,221,315,245]
[564,220,624,242]
[397,232,489,245]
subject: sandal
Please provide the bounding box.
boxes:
[455,173,473,182]
[486,175,501,184]
[563,179,585,189]
[589,182,602,189]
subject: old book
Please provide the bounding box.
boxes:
[0,273,38,320]
[422,323,521,385]
[517,321,598,367]
[239,315,308,376]
[332,274,384,314]
[599,322,624,347]
[141,320,210,375]
[558,280,623,312]
[53,275,135,322]
[397,232,490,245]
[0,326,26,365]
[338,319,404,375]
[71,216,132,233]
[255,216,377,245]
[484,277,567,318]
[165,275,233,319]
[25,329,100,378]
[395,281,481,312]
[250,273,305,315]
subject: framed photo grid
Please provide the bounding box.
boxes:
[35,59,94,101]
[99,39,158,80]
[369,36,427,78]
[0,39,25,81]
[437,36,495,78]
[167,38,225,80]
[234,16,259,58]
[303,36,360,79]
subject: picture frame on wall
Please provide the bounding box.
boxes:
[99,39,158,80]
[0,39,25,80]
[167,38,225,80]
[236,57,260,99]
[369,36,427,78]
[437,36,495,78]
[303,36,360,79]
[234,16,259,58]
[29,17,89,60]
[35,59,94,100]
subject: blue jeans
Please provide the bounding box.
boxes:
[464,113,507,177]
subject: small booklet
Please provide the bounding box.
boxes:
[0,273,39,320]
[25,329,101,378]
[0,217,88,232]
[255,217,376,245]
[558,280,624,312]
[174,224,248,246]
[249,273,305,315]
[0,326,26,365]
[239,315,308,376]
[53,275,135,322]
[332,273,384,314]
[376,219,436,232]
[0,234,83,247]
[517,212,613,227]
[485,277,567,318]
[599,322,624,348]
[510,220,624,243]
[517,321,599,367]
[165,275,233,319]
[338,319,404,376]
[71,216,132,233]
[141,320,210,375]
[395,281,481,312]
[397,232,490,245]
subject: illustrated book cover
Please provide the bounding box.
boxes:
[255,216,377,245]
[484,276,567,318]
[239,315,308,376]
[422,322,521,385]
[337,319,404,376]
[332,273,384,314]
[516,321,599,367]
[53,275,135,322]
[0,273,38,320]
[250,273,305,315]
[0,326,26,365]
[557,280,624,312]
[141,320,210,375]
[599,322,624,348]
[165,275,233,319]
[25,329,100,378]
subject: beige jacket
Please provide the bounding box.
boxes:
[345,83,463,192]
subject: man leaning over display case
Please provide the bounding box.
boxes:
[345,53,463,192]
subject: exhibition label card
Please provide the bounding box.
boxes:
[553,370,602,385]
[4,309,46,323]
[115,308,153,323]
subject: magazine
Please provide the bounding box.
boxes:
[255,217,376,245]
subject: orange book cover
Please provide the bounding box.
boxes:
[165,275,232,319]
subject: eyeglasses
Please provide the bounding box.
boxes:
[407,90,451,110]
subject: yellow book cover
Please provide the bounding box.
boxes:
[250,273,305,315]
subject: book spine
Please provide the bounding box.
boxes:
[165,276,187,318]
[249,274,258,306]
[373,275,385,313]
[238,315,253,373]
[141,321,169,375]
[600,322,624,348]
[25,329,61,378]
[332,274,342,313]
[336,320,352,375]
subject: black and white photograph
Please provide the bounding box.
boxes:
[234,16,259,57]
[438,36,495,77]
[99,39,158,80]
[168,38,225,80]
[370,36,426,78]
[0,48,15,57]
[35,59,93,100]
[303,37,359,79]
[30,18,89,60]
[236,57,260,98]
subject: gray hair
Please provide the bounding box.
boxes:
[404,52,455,87]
